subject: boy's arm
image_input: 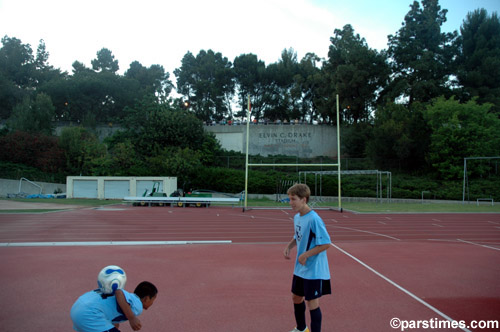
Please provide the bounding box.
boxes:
[298,243,331,265]
[283,238,297,259]
[115,289,142,331]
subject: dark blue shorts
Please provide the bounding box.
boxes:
[104,328,120,332]
[291,275,331,301]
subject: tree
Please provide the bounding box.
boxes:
[91,48,119,73]
[33,39,64,85]
[291,53,322,123]
[0,36,34,118]
[121,96,220,156]
[323,24,389,124]
[125,61,173,100]
[385,0,458,105]
[233,53,267,120]
[174,50,234,122]
[424,97,500,179]
[0,130,65,173]
[50,58,149,124]
[263,48,300,122]
[7,93,56,135]
[59,126,107,175]
[367,102,430,171]
[456,9,500,113]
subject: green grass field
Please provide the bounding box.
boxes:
[1,197,499,213]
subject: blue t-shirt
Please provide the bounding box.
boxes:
[71,289,143,332]
[293,210,331,280]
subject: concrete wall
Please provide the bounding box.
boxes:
[205,124,338,158]
[0,178,66,198]
[52,123,338,158]
[54,123,123,141]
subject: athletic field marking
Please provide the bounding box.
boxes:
[378,221,387,225]
[432,218,441,222]
[385,217,392,220]
[229,214,291,223]
[432,224,444,228]
[0,240,232,247]
[457,239,500,252]
[427,239,460,243]
[330,225,400,241]
[331,243,472,332]
[487,221,500,225]
[331,219,338,223]
[281,210,290,215]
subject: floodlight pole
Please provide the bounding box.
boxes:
[244,95,251,211]
[336,94,342,212]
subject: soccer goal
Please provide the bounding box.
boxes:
[242,95,342,212]
[462,156,500,204]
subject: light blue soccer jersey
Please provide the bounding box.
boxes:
[71,289,143,332]
[293,210,331,280]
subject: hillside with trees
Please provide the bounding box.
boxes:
[1,0,499,200]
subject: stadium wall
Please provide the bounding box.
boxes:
[205,124,337,158]
[52,123,338,158]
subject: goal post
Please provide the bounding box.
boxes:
[462,156,500,203]
[243,95,342,211]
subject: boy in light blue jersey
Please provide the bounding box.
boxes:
[71,281,157,332]
[284,184,331,332]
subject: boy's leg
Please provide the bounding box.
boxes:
[308,300,322,332]
[293,294,307,331]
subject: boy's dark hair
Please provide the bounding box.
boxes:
[287,183,311,203]
[134,281,158,299]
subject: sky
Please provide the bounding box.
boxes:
[1,0,499,78]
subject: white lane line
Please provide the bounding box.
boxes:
[330,225,400,241]
[432,224,444,228]
[378,221,387,225]
[457,239,500,251]
[0,240,232,247]
[331,243,472,332]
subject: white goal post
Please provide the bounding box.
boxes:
[462,156,500,203]
[243,95,342,211]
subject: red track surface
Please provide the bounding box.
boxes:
[0,206,499,331]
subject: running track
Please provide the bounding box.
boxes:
[0,206,499,331]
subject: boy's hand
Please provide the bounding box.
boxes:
[283,247,291,259]
[129,316,142,331]
[298,252,309,265]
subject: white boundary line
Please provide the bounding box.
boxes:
[330,242,472,332]
[0,240,232,247]
[457,239,500,251]
[330,225,401,241]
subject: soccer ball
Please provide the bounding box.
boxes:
[97,265,127,294]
